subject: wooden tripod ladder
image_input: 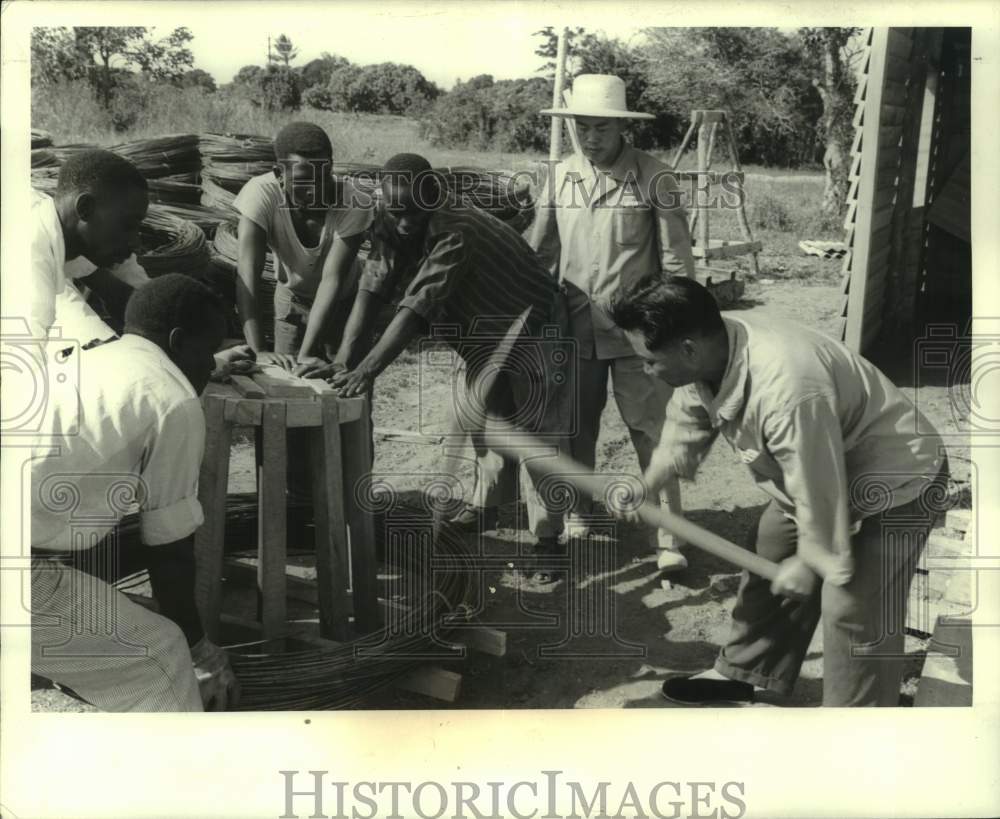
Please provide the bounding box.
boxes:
[671,109,762,276]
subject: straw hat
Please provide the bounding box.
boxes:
[541,74,654,120]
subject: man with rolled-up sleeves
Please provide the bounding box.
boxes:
[30,275,241,712]
[531,74,696,571]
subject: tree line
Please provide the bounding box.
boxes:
[31,26,860,213]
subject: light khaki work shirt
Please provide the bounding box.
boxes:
[657,314,946,585]
[530,141,695,359]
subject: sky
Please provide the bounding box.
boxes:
[176,9,647,90]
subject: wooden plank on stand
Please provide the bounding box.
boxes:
[231,375,265,398]
[252,372,317,398]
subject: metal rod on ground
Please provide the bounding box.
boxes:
[480,421,780,581]
[548,28,568,163]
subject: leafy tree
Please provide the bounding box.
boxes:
[257,64,302,112]
[128,26,195,79]
[299,52,351,90]
[270,34,298,68]
[73,26,194,107]
[179,68,217,93]
[31,27,88,86]
[308,62,439,115]
[419,76,550,153]
[533,26,597,78]
[232,64,265,87]
[31,26,194,109]
[641,28,819,166]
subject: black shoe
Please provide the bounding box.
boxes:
[516,536,565,586]
[449,505,499,532]
[661,676,755,706]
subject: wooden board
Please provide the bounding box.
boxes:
[310,397,353,641]
[258,402,289,639]
[193,394,232,643]
[395,667,463,702]
[222,396,365,428]
[343,399,381,634]
[691,240,762,260]
[231,375,265,398]
[926,151,970,242]
[251,372,317,398]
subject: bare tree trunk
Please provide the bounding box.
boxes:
[816,31,851,216]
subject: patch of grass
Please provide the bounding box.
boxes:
[34,82,847,287]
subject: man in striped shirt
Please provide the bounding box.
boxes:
[329,153,570,554]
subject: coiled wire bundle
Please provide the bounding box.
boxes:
[146,171,203,206]
[31,129,54,149]
[209,219,277,344]
[112,495,479,710]
[199,133,276,216]
[438,166,535,231]
[138,205,210,278]
[231,521,477,710]
[109,133,202,178]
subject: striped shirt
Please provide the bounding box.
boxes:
[359,197,560,347]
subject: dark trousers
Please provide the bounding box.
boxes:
[716,466,948,706]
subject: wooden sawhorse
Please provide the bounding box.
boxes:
[194,373,380,643]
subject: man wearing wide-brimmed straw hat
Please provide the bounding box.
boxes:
[531,74,696,572]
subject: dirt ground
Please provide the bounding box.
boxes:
[340,274,969,710]
[31,264,972,712]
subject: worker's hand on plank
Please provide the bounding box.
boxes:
[298,361,347,381]
[190,637,241,711]
[255,351,298,371]
[331,364,374,397]
[769,556,819,601]
[210,344,258,382]
[292,355,328,378]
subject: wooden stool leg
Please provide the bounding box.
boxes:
[194,395,231,643]
[258,403,288,639]
[311,397,352,640]
[343,397,380,634]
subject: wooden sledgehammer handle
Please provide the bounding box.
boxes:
[482,427,780,581]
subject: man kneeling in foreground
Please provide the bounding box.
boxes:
[31,274,240,711]
[609,275,948,706]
